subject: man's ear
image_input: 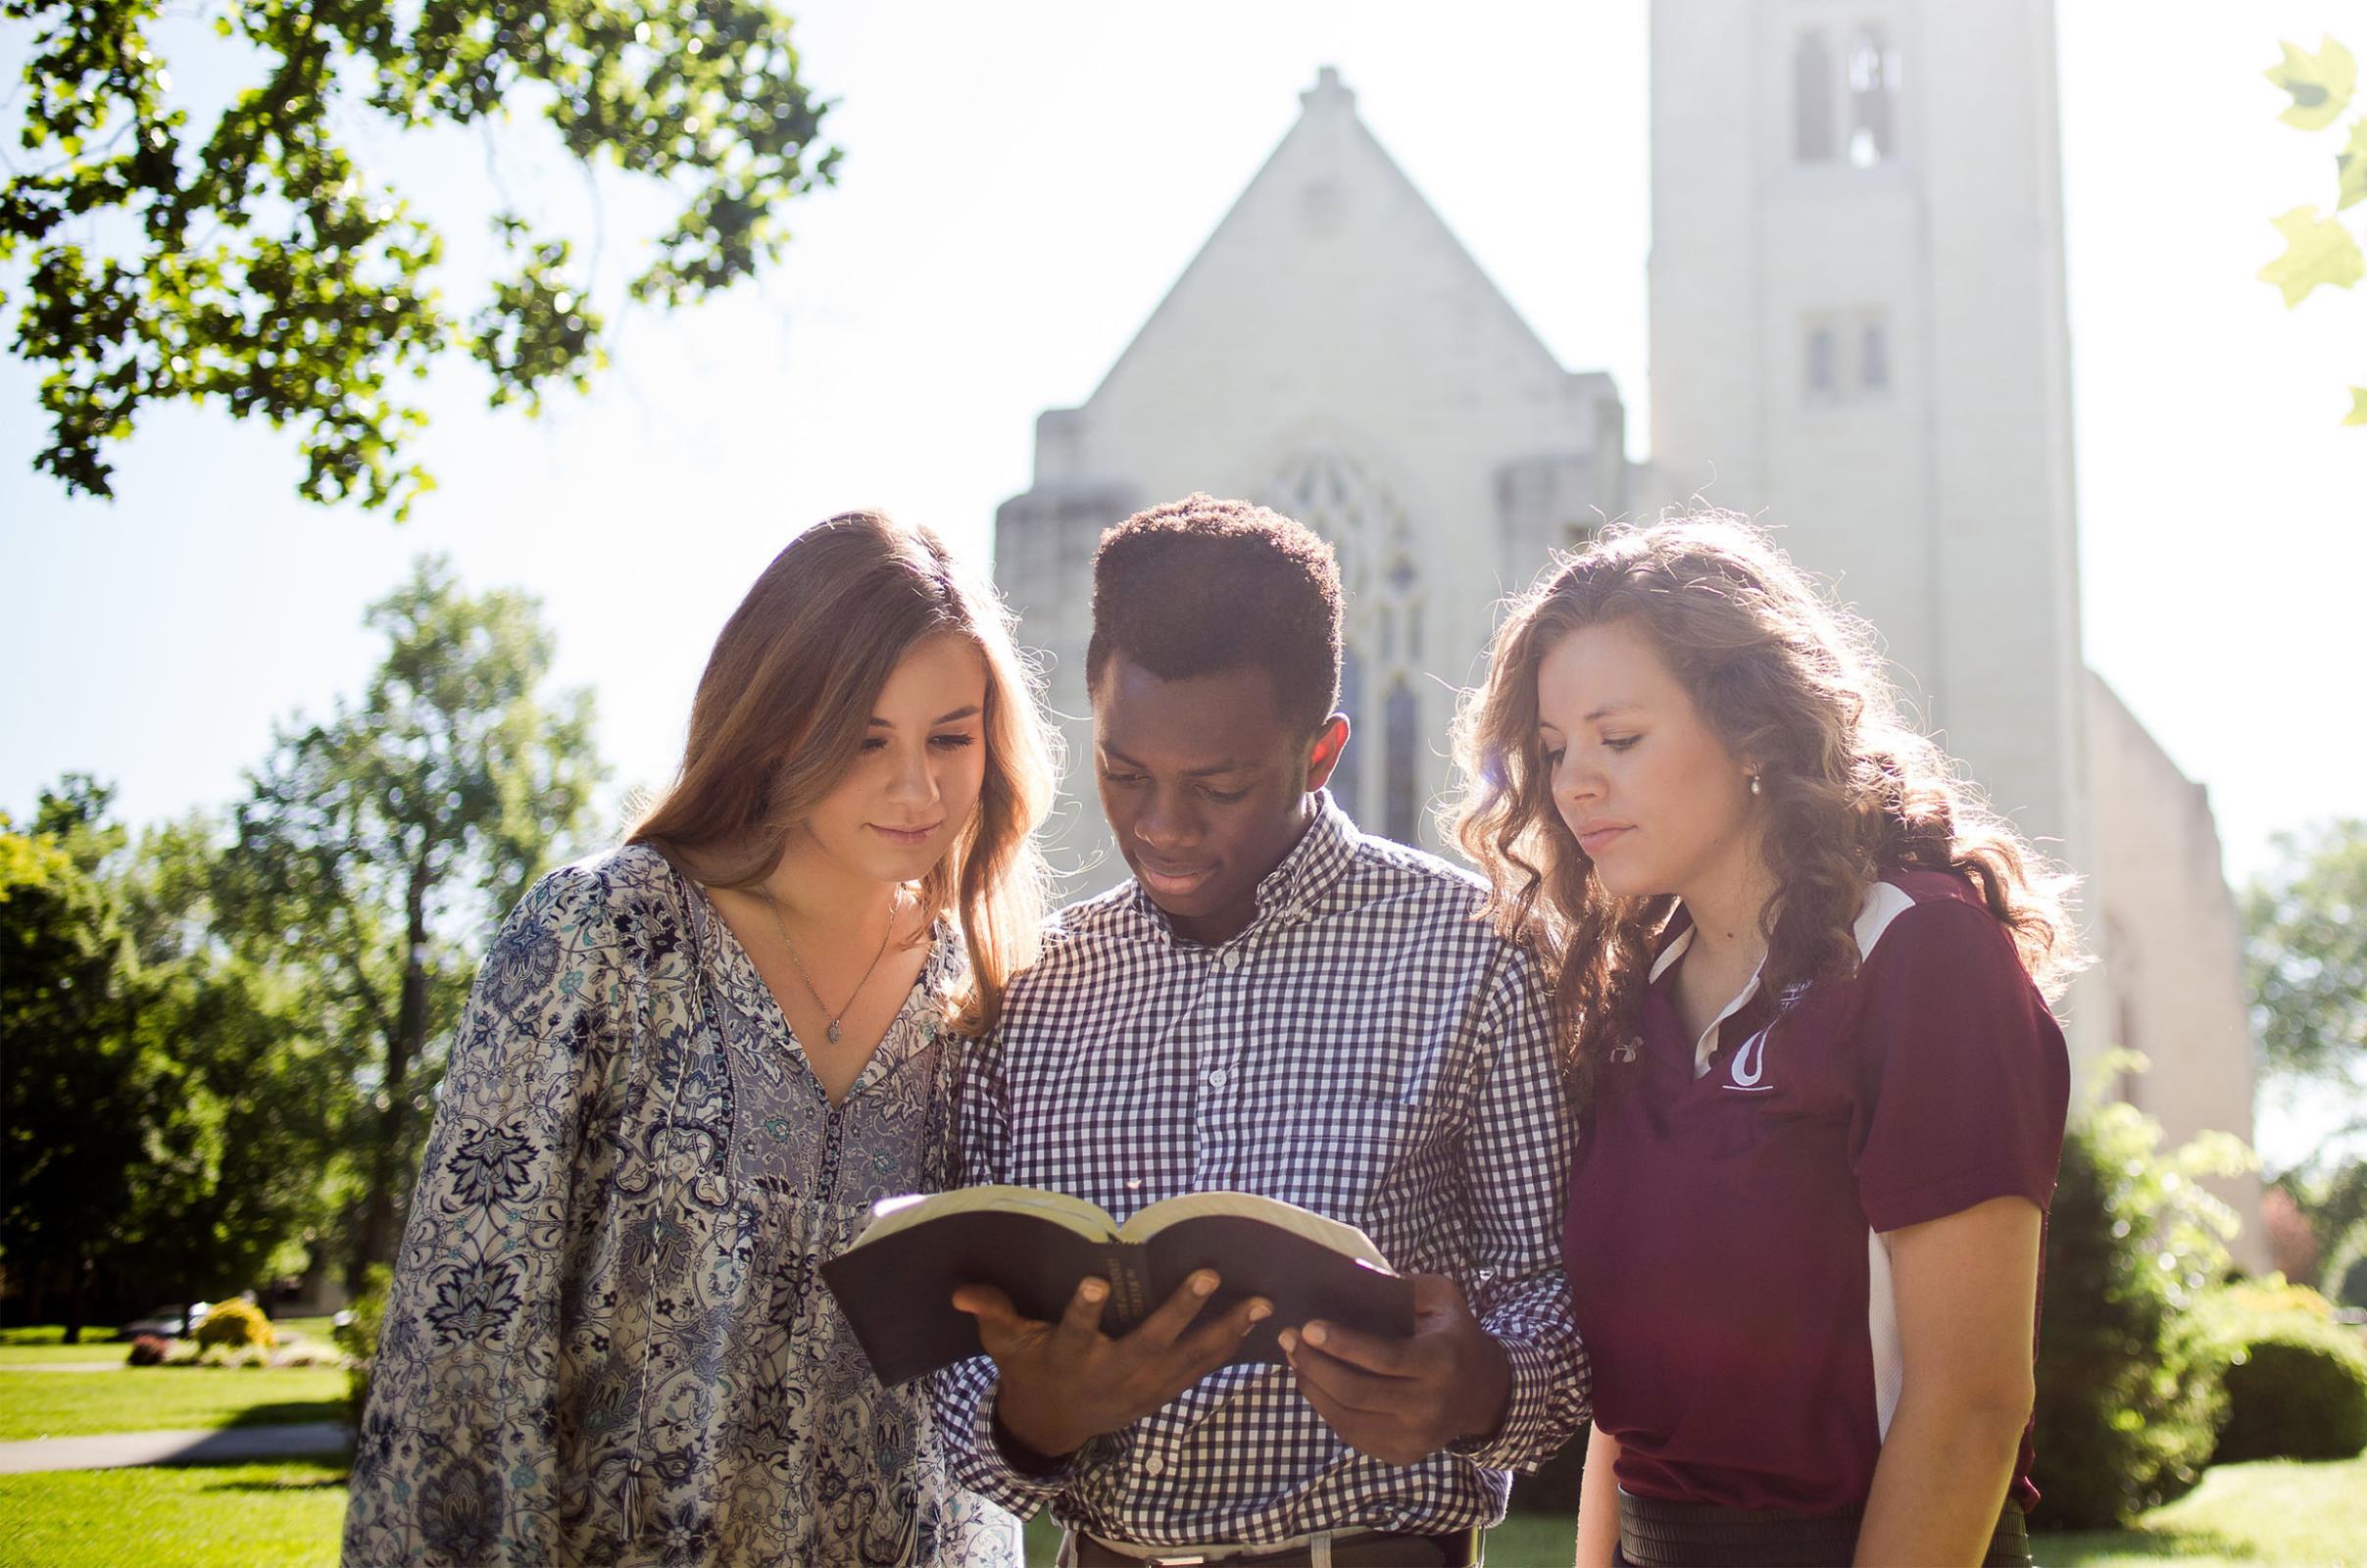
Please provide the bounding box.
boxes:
[1305,714,1351,793]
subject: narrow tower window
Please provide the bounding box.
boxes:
[1794,30,1836,164]
[1336,644,1365,823]
[1849,24,1899,168]
[1859,318,1891,393]
[1805,322,1839,403]
[1385,678,1420,845]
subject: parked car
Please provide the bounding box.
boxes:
[119,1300,212,1340]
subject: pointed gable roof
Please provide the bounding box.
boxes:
[1083,68,1572,415]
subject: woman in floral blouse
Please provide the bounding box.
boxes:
[344,512,1057,1567]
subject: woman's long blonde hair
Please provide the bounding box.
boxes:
[631,511,1056,1036]
[1449,512,2080,1096]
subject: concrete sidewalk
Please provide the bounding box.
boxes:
[0,1421,349,1474]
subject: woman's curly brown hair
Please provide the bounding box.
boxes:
[1448,511,2082,1100]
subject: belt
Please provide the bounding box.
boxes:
[1066,1526,1481,1567]
[1616,1489,2031,1568]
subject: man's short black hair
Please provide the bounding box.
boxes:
[1086,493,1343,736]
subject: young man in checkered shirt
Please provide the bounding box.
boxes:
[934,495,1588,1567]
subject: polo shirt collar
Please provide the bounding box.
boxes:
[1651,900,1769,1079]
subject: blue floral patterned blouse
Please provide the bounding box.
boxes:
[342,844,1021,1567]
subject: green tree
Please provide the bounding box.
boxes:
[2259,35,2366,424]
[114,815,352,1324]
[0,781,142,1342]
[2,0,840,517]
[218,556,602,1288]
[2246,817,2367,1105]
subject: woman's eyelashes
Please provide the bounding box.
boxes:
[1539,733,1641,766]
[860,731,978,753]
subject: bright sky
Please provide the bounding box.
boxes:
[3,4,2359,885]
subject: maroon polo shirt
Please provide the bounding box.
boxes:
[1564,869,2069,1516]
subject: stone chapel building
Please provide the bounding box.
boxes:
[991,1,2264,1254]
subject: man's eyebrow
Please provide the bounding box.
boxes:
[870,705,983,726]
[1100,744,1255,777]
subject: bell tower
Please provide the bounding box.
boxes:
[1649,0,2093,923]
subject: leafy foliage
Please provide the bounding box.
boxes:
[332,1262,389,1427]
[0,784,144,1340]
[192,1297,273,1348]
[2259,34,2367,423]
[2033,1094,2250,1529]
[2,0,840,516]
[2245,818,2367,1095]
[216,556,601,1286]
[2191,1280,2367,1464]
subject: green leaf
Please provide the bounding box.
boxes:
[2267,35,2358,131]
[2259,205,2365,308]
[2340,117,2367,210]
[2345,386,2367,426]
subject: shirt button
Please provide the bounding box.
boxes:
[1207,1068,1228,1089]
[1221,949,1243,971]
[1145,1455,1165,1476]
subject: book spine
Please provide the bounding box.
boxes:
[1101,1244,1152,1330]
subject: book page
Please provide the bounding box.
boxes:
[1118,1190,1393,1271]
[853,1184,1120,1249]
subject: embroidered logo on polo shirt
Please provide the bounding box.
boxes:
[1727,1027,1773,1091]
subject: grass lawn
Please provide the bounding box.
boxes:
[0,1316,340,1369]
[2033,1454,2367,1566]
[0,1459,349,1568]
[0,1365,347,1442]
[1013,1458,2367,1566]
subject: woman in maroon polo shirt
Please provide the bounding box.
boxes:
[1449,514,2077,1567]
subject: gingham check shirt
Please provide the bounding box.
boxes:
[934,794,1589,1545]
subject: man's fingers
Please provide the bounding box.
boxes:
[1286,1338,1405,1415]
[952,1283,1021,1328]
[952,1283,1039,1359]
[1297,1316,1420,1378]
[1051,1277,1111,1351]
[1131,1269,1222,1348]
[1289,1348,1416,1463]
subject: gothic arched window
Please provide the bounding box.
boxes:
[1334,644,1364,825]
[1385,679,1421,846]
[1261,448,1426,842]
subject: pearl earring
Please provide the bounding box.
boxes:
[1750,774,1762,797]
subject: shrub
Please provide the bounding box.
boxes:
[125,1335,171,1367]
[192,1298,274,1349]
[163,1340,203,1367]
[2323,1218,2367,1311]
[2032,1099,2249,1529]
[333,1265,392,1428]
[2193,1280,2367,1462]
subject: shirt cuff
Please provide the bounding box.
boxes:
[963,1383,1092,1507]
[1448,1331,1562,1472]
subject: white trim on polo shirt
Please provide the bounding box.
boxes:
[1650,911,1770,1080]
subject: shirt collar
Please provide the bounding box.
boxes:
[1648,900,1770,1078]
[1122,789,1360,942]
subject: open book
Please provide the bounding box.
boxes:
[821,1185,1415,1387]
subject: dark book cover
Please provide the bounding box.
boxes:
[821,1191,1416,1387]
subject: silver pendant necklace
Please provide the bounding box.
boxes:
[762,887,900,1045]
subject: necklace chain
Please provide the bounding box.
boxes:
[761,887,901,1045]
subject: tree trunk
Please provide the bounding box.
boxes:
[63,1252,85,1345]
[351,858,432,1294]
